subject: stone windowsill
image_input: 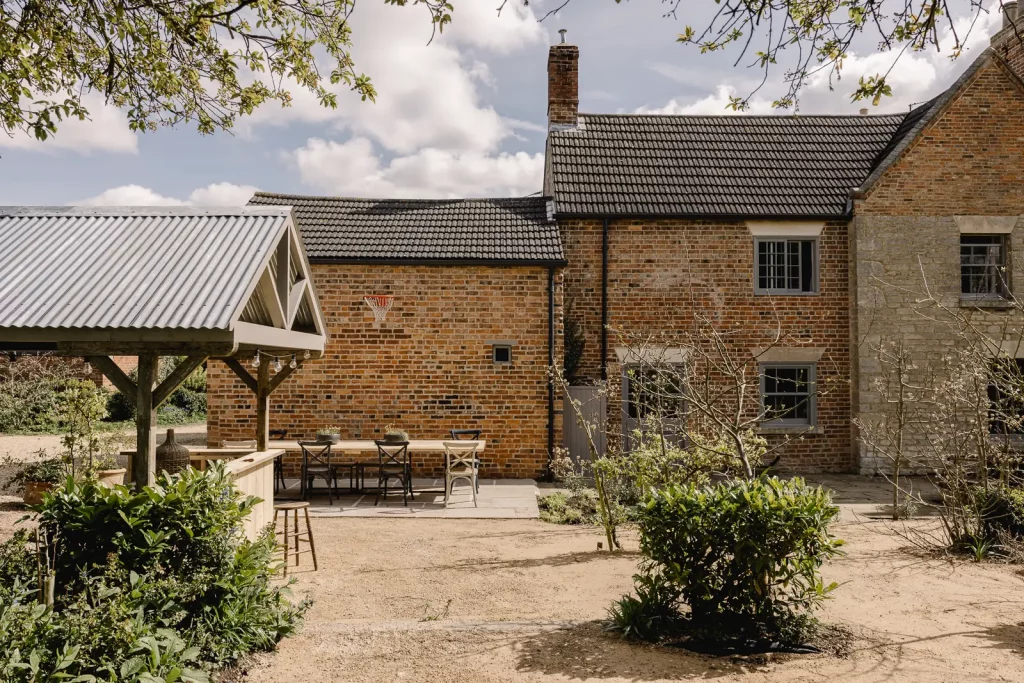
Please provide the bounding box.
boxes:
[757,425,824,436]
[959,296,1014,310]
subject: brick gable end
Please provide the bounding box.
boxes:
[859,56,1024,215]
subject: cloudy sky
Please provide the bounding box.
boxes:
[0,0,1004,206]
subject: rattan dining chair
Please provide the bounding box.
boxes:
[443,441,480,508]
[374,440,412,506]
[299,441,336,505]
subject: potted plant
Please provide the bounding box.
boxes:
[1,453,69,505]
[383,424,409,443]
[89,454,126,488]
[317,426,341,444]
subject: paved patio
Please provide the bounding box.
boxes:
[277,478,540,519]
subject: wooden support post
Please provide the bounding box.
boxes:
[134,353,159,488]
[256,358,270,451]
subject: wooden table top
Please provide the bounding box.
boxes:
[123,440,486,459]
[269,439,486,452]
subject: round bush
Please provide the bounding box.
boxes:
[636,476,843,645]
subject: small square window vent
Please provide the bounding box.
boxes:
[492,345,512,364]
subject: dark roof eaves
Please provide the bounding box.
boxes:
[854,47,994,199]
[552,210,850,221]
[250,191,552,210]
[308,257,568,267]
[576,111,907,121]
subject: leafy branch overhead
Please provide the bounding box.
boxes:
[0,0,453,141]
[523,0,1009,110]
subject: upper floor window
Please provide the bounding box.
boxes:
[961,235,1007,299]
[755,238,817,294]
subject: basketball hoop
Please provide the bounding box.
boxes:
[363,295,394,327]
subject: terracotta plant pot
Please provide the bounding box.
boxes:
[96,468,126,488]
[23,481,54,505]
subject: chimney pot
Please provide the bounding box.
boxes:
[1004,1,1018,29]
[859,108,869,116]
[547,41,579,128]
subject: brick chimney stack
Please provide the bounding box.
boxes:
[547,34,579,128]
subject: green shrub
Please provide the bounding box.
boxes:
[632,477,842,645]
[607,570,681,643]
[976,485,1024,541]
[0,465,308,680]
[0,531,36,595]
[107,356,208,424]
[0,359,97,434]
[1,453,69,491]
[538,490,603,525]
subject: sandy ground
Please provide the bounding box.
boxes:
[1,428,1022,682]
[234,517,1024,683]
[0,511,1021,682]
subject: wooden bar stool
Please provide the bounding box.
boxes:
[272,502,318,576]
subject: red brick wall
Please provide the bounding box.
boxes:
[207,264,562,479]
[559,218,854,472]
[859,56,1024,215]
[547,44,579,126]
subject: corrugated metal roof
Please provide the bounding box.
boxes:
[0,207,292,331]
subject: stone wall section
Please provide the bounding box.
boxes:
[853,46,1024,472]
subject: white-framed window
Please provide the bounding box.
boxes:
[621,362,687,448]
[755,238,818,294]
[623,364,685,422]
[760,363,816,428]
[961,234,1008,299]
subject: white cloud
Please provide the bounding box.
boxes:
[637,7,1003,116]
[244,0,548,201]
[186,182,261,206]
[291,137,543,198]
[636,85,774,115]
[243,1,545,153]
[0,94,137,154]
[77,182,258,207]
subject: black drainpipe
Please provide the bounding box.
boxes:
[601,218,609,381]
[547,266,556,465]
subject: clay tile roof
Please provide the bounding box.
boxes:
[248,193,564,264]
[547,112,908,218]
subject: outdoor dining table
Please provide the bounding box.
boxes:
[125,440,486,499]
[269,439,487,500]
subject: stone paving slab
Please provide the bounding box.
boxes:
[280,478,540,519]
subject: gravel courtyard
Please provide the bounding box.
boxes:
[2,429,1023,682]
[227,517,1023,683]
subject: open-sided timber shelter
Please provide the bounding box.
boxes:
[0,206,327,487]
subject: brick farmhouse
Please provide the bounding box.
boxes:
[206,6,1024,476]
[207,197,565,479]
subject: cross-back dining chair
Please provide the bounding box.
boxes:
[443,441,480,508]
[374,440,412,506]
[299,441,336,505]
